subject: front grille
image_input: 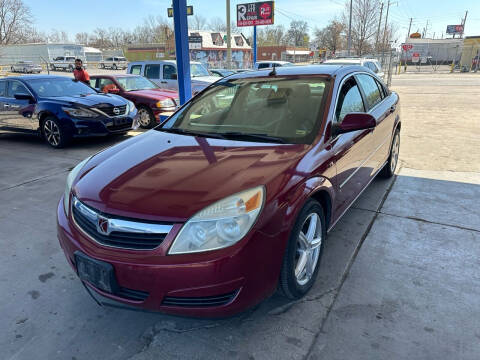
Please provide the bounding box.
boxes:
[107,118,132,131]
[95,104,127,117]
[162,291,238,308]
[72,197,172,250]
[117,287,149,301]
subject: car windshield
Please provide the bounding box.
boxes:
[191,63,210,77]
[26,78,97,97]
[160,76,329,144]
[116,76,159,91]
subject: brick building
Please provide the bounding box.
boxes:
[257,45,312,63]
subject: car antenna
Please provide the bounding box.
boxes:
[269,64,277,76]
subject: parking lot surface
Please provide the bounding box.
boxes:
[1,73,479,360]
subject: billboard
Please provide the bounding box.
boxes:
[237,1,274,27]
[446,25,464,35]
[188,35,202,50]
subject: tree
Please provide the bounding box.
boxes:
[190,15,207,30]
[286,20,308,47]
[257,25,286,46]
[75,32,89,45]
[209,17,226,32]
[0,0,34,44]
[314,20,345,53]
[343,0,379,56]
[92,27,110,48]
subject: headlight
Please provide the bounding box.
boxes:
[63,156,92,216]
[62,107,99,118]
[127,100,136,113]
[156,99,175,108]
[168,186,265,254]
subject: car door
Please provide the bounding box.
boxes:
[355,73,395,173]
[3,80,36,130]
[162,63,178,90]
[0,80,9,129]
[144,63,162,87]
[330,75,377,216]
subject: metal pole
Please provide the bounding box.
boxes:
[253,25,257,64]
[461,10,468,38]
[347,0,352,55]
[381,0,391,65]
[226,0,232,68]
[173,0,192,104]
[407,18,412,39]
[375,3,384,53]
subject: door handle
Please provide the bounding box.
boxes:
[160,81,168,84]
[390,105,396,113]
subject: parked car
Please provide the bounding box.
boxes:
[100,56,128,70]
[0,75,137,148]
[324,58,384,78]
[127,60,218,94]
[209,69,236,77]
[50,56,87,71]
[254,61,294,70]
[90,74,180,128]
[57,65,400,317]
[10,61,42,74]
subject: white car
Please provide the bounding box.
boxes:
[50,56,87,71]
[127,60,218,94]
[11,61,42,73]
[100,56,128,70]
[254,61,294,70]
[323,58,384,78]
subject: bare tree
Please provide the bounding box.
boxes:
[75,32,89,45]
[0,0,34,44]
[209,17,226,32]
[108,27,124,48]
[314,20,345,53]
[343,0,379,56]
[48,29,60,43]
[286,20,309,47]
[257,25,286,46]
[190,15,207,30]
[92,27,111,48]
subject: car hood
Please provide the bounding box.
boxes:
[74,130,306,222]
[127,89,178,100]
[41,93,126,107]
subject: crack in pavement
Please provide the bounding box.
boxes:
[0,169,69,192]
[267,288,336,316]
[303,167,401,359]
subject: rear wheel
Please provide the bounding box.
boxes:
[68,65,74,71]
[112,64,117,70]
[42,117,71,148]
[380,129,400,178]
[10,66,15,72]
[137,106,156,129]
[279,199,326,299]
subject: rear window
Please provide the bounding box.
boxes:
[144,64,160,79]
[129,64,142,75]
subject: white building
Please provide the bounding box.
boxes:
[401,38,463,63]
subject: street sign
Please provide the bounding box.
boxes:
[446,25,464,35]
[237,1,274,27]
[402,44,413,51]
[412,52,420,63]
[168,6,193,17]
[188,35,202,50]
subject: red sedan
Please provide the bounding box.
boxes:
[89,74,180,128]
[58,65,400,317]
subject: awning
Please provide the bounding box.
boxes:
[285,50,310,55]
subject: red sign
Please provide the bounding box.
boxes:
[412,52,420,57]
[402,44,413,51]
[237,1,275,27]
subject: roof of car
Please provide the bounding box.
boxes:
[3,75,68,81]
[90,74,139,78]
[128,60,202,65]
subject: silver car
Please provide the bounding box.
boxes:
[11,61,42,74]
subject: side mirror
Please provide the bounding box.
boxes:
[170,73,178,80]
[336,113,376,135]
[107,87,120,94]
[14,93,34,103]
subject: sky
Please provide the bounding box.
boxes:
[23,0,480,45]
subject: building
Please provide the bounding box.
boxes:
[188,30,252,69]
[401,38,463,63]
[460,36,480,69]
[257,46,312,63]
[124,44,172,62]
[0,43,102,65]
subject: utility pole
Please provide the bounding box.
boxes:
[407,17,412,39]
[422,20,429,38]
[461,10,468,38]
[226,0,232,68]
[381,0,392,65]
[347,0,352,56]
[375,2,384,53]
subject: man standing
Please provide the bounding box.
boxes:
[73,59,90,85]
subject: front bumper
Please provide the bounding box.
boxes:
[67,110,137,137]
[56,198,283,317]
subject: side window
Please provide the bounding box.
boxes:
[257,63,270,69]
[144,64,160,79]
[356,74,383,110]
[375,79,386,99]
[97,78,116,92]
[365,62,378,73]
[130,64,142,75]
[89,79,97,88]
[8,81,30,97]
[0,81,7,97]
[335,77,365,123]
[163,64,177,80]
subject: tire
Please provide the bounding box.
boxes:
[279,199,326,299]
[137,106,156,129]
[379,129,400,178]
[41,117,71,148]
[68,65,74,72]
[10,66,15,72]
[112,64,117,70]
[101,63,105,69]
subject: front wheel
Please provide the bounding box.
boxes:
[379,129,400,178]
[279,199,326,299]
[137,106,156,129]
[42,117,71,148]
[112,64,117,70]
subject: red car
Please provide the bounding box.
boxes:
[58,65,400,317]
[89,74,180,128]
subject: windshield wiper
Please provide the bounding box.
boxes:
[158,127,226,139]
[219,132,287,144]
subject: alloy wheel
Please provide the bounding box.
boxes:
[137,108,152,127]
[295,213,322,286]
[44,119,61,146]
[390,133,400,173]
